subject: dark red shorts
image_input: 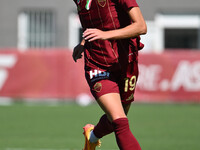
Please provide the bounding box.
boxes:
[85,60,139,104]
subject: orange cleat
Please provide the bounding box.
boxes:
[83,124,101,150]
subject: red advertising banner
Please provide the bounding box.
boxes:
[0,49,199,102]
[0,49,89,100]
[136,50,200,102]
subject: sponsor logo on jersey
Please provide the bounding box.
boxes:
[93,82,102,93]
[126,93,134,101]
[89,69,110,82]
[98,0,106,7]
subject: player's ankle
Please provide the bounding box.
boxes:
[89,130,99,143]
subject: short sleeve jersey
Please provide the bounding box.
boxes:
[73,0,144,69]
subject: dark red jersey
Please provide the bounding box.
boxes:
[73,0,144,69]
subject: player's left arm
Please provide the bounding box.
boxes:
[83,7,147,42]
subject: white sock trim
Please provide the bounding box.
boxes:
[89,130,99,143]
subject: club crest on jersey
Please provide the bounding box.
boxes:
[93,82,102,93]
[98,0,106,7]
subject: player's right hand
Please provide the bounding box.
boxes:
[72,44,84,62]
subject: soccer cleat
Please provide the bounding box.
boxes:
[83,124,101,150]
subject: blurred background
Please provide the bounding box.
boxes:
[0,0,200,150]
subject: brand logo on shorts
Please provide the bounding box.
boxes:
[126,93,134,101]
[89,69,110,82]
[98,0,106,7]
[93,82,102,93]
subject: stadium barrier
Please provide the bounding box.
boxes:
[0,49,199,102]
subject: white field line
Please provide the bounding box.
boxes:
[3,148,118,150]
[4,149,71,150]
[4,148,71,150]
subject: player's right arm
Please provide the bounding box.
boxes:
[72,39,85,62]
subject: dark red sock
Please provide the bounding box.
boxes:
[112,118,141,150]
[93,114,114,138]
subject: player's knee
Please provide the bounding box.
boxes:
[112,117,130,130]
[111,115,127,122]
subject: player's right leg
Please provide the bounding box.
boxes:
[82,124,101,150]
[83,64,140,149]
[82,94,133,149]
[82,92,124,150]
[92,102,131,139]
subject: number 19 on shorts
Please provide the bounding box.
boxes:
[124,76,136,92]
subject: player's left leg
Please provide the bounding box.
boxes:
[91,60,140,149]
[97,93,141,150]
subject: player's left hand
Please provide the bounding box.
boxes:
[83,28,108,42]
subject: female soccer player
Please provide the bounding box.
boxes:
[72,0,147,149]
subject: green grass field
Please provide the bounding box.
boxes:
[0,102,200,150]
